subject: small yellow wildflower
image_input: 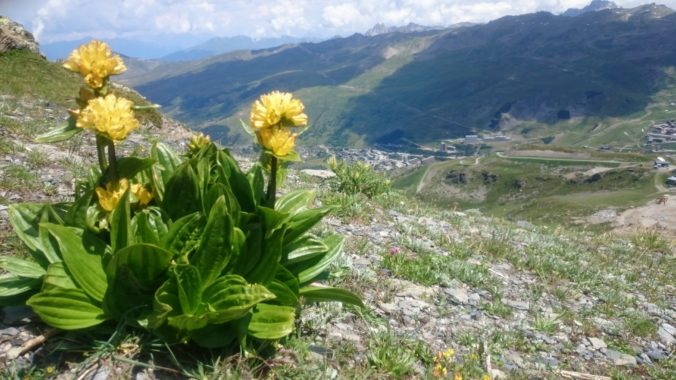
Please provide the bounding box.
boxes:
[432,363,448,378]
[96,178,129,212]
[188,132,211,153]
[77,94,139,142]
[63,40,126,89]
[454,372,463,380]
[483,374,491,380]
[256,126,297,157]
[443,347,455,359]
[131,183,153,206]
[249,91,307,130]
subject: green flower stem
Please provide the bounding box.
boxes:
[106,139,118,182]
[95,134,108,173]
[266,155,278,208]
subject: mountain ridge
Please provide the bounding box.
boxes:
[126,3,676,147]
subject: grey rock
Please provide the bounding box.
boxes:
[445,286,469,305]
[0,16,40,54]
[503,298,530,311]
[587,337,607,350]
[657,323,675,345]
[0,326,20,336]
[468,293,481,305]
[504,351,525,368]
[606,349,637,366]
[647,349,667,361]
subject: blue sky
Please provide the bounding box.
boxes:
[2,0,674,43]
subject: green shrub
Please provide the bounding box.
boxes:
[0,40,361,356]
[327,156,390,198]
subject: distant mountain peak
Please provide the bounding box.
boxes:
[563,0,619,17]
[364,22,441,36]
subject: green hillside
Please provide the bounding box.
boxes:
[394,150,665,224]
[132,4,676,148]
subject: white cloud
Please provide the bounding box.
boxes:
[2,0,675,44]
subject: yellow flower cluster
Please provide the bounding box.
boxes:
[95,178,153,212]
[250,91,307,130]
[188,132,212,153]
[249,91,307,158]
[63,40,126,89]
[77,94,139,142]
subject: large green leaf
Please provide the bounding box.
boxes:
[282,207,334,246]
[8,204,60,265]
[300,286,364,307]
[0,274,39,305]
[42,262,76,291]
[131,208,168,246]
[275,190,315,215]
[114,157,156,180]
[283,234,328,264]
[175,265,202,315]
[295,235,344,284]
[189,323,239,348]
[35,117,81,143]
[151,142,182,184]
[149,278,180,328]
[161,212,202,256]
[0,256,46,278]
[41,223,108,302]
[245,229,283,284]
[163,163,201,220]
[107,243,173,283]
[191,196,233,287]
[202,275,276,322]
[247,163,265,205]
[110,190,132,253]
[27,288,106,330]
[248,303,296,340]
[266,280,298,306]
[105,244,173,318]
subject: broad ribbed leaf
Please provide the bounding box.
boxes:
[9,204,60,264]
[152,143,182,184]
[202,275,276,324]
[105,243,173,317]
[300,286,364,307]
[296,235,344,284]
[110,190,132,253]
[132,209,168,246]
[247,163,265,205]
[163,163,201,220]
[248,303,296,340]
[35,117,81,143]
[175,265,202,315]
[266,280,298,306]
[0,274,39,299]
[275,190,315,215]
[107,243,173,283]
[161,212,202,254]
[41,223,107,302]
[284,234,328,264]
[282,207,334,246]
[115,157,155,179]
[149,278,180,328]
[245,229,283,284]
[42,262,76,291]
[0,257,45,278]
[27,288,106,330]
[192,196,233,287]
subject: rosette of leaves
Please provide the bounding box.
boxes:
[1,142,362,351]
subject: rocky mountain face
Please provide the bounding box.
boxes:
[365,22,443,36]
[129,3,676,146]
[563,0,619,17]
[0,16,39,55]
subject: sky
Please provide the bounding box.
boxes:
[1,0,675,44]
